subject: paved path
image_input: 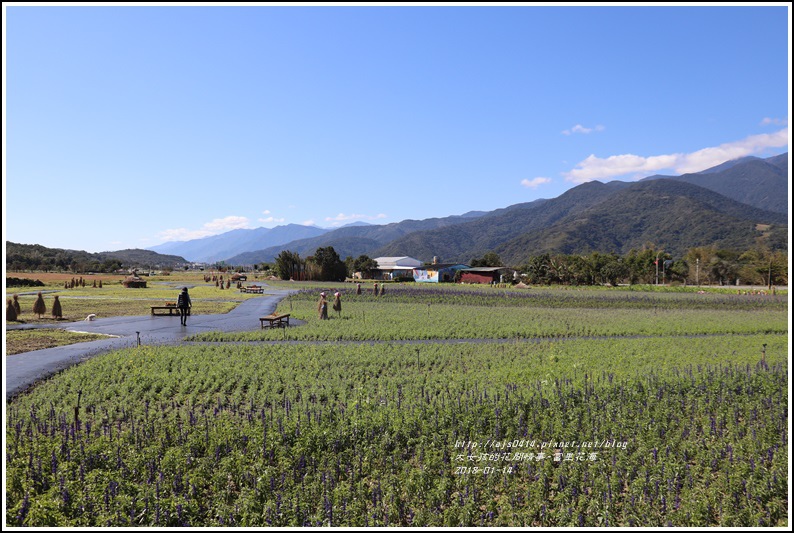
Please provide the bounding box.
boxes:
[5,289,298,400]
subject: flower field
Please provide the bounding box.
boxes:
[191,286,787,342]
[5,284,788,526]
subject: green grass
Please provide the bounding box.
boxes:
[6,282,266,323]
[5,329,115,355]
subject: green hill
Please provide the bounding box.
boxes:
[496,179,787,264]
[6,242,189,272]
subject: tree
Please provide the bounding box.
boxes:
[352,255,379,279]
[625,247,661,285]
[666,259,689,284]
[522,254,552,284]
[32,292,46,319]
[595,253,627,286]
[310,247,347,282]
[708,250,741,286]
[739,247,788,289]
[275,250,305,280]
[685,246,717,285]
[470,252,503,268]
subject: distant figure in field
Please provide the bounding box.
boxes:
[318,292,329,320]
[373,283,379,296]
[333,291,342,317]
[13,294,21,316]
[177,287,192,326]
[380,284,385,296]
[356,283,362,295]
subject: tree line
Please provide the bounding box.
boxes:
[271,243,787,288]
[272,248,378,282]
[507,246,786,287]
[10,239,787,288]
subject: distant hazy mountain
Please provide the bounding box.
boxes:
[148,224,329,263]
[641,153,788,214]
[336,221,374,228]
[225,211,489,264]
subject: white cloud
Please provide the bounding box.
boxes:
[157,216,252,242]
[259,216,286,224]
[521,177,552,188]
[761,117,787,126]
[302,219,316,226]
[258,209,286,224]
[563,127,789,183]
[324,213,387,226]
[562,124,605,135]
[203,216,251,232]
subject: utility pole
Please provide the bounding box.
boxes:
[696,258,700,286]
[768,257,773,291]
[655,253,660,285]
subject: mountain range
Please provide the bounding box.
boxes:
[144,152,788,266]
[148,224,329,263]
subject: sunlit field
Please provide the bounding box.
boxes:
[5,281,788,526]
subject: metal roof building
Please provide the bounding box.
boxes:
[372,256,423,280]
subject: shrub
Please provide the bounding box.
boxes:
[6,277,44,288]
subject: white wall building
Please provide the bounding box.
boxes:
[372,256,423,280]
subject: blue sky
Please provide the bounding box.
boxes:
[3,3,790,253]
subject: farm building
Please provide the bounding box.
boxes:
[459,267,512,285]
[372,256,423,280]
[413,262,470,283]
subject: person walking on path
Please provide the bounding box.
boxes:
[318,292,329,320]
[177,287,192,326]
[332,291,342,318]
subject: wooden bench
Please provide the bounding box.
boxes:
[240,286,264,294]
[151,306,190,316]
[260,313,290,328]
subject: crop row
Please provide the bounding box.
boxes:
[6,335,787,526]
[284,285,788,311]
[191,296,786,342]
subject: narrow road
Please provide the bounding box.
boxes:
[5,289,297,399]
